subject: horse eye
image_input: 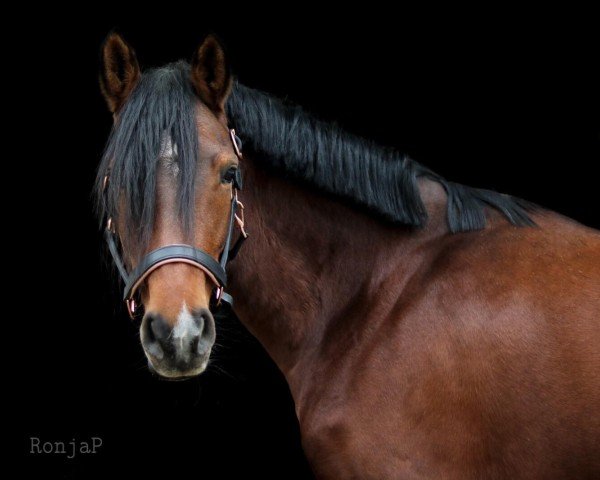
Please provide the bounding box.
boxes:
[222,166,237,184]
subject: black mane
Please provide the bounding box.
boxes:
[96,62,535,247]
[227,83,535,232]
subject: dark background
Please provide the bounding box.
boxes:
[18,9,598,479]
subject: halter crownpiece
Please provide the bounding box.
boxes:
[103,128,248,319]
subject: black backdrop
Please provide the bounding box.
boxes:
[18,10,598,479]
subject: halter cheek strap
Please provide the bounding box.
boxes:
[103,128,248,319]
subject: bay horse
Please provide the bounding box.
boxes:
[96,33,600,479]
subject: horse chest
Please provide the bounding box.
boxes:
[293,356,437,479]
[298,399,435,480]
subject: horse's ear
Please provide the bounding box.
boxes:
[190,35,232,114]
[99,33,140,113]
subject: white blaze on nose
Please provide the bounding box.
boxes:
[172,302,201,354]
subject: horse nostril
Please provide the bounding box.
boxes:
[190,334,200,354]
[148,313,170,341]
[141,312,171,360]
[144,316,156,343]
[193,308,216,350]
[193,312,204,331]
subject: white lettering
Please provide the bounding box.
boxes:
[30,437,41,454]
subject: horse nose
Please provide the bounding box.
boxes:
[140,308,216,374]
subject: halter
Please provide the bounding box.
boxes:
[103,129,248,319]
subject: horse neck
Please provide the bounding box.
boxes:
[228,153,449,387]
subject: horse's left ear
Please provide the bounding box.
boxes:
[191,35,232,115]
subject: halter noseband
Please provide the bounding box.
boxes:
[103,129,248,319]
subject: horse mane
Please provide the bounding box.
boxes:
[227,83,536,232]
[96,61,535,248]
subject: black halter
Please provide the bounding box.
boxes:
[103,129,248,319]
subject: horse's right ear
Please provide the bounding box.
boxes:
[99,33,140,113]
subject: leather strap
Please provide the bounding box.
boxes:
[105,229,128,282]
[218,194,238,268]
[123,244,227,301]
[219,291,234,307]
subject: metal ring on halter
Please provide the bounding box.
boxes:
[126,298,137,319]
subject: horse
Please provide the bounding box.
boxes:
[96,33,600,479]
